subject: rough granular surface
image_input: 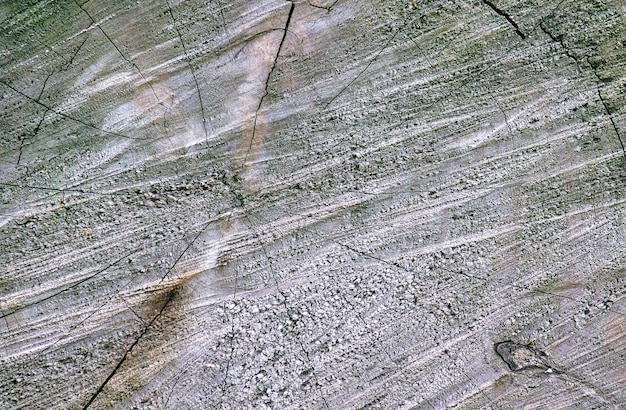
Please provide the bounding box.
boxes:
[0,0,624,408]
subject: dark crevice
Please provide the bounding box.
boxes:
[539,23,626,159]
[538,23,582,71]
[324,22,402,108]
[62,36,89,71]
[242,1,295,169]
[481,0,526,39]
[529,0,567,34]
[74,1,139,73]
[117,294,149,326]
[164,0,209,145]
[36,71,53,102]
[13,32,90,164]
[0,79,140,140]
[17,68,53,165]
[307,0,339,12]
[18,108,49,165]
[495,341,562,373]
[73,1,166,112]
[593,77,626,159]
[493,341,616,405]
[0,249,141,320]
[339,240,411,273]
[34,26,90,71]
[81,289,176,409]
[160,218,217,281]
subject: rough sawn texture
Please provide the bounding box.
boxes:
[1,0,625,409]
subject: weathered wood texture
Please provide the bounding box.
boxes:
[1,0,625,408]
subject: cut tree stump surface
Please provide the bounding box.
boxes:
[1,0,625,408]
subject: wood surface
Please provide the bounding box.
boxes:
[1,0,625,408]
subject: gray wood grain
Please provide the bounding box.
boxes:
[1,0,624,408]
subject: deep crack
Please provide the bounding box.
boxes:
[63,36,88,71]
[246,212,331,409]
[591,70,626,159]
[81,288,176,409]
[538,23,626,159]
[0,79,140,140]
[0,249,141,320]
[18,108,48,165]
[307,0,339,12]
[481,0,526,39]
[164,0,209,145]
[243,1,295,169]
[73,0,167,116]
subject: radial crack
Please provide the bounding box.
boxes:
[307,0,339,12]
[245,212,330,409]
[16,69,55,164]
[18,108,49,165]
[160,218,216,281]
[164,0,209,145]
[0,249,140,320]
[538,23,626,158]
[81,289,176,409]
[73,0,166,111]
[0,80,140,140]
[538,23,582,72]
[243,1,295,169]
[324,23,402,108]
[592,74,626,159]
[481,0,526,39]
[63,36,89,71]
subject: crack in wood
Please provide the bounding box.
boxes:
[481,0,526,39]
[307,0,339,12]
[242,1,295,170]
[593,82,626,159]
[17,108,49,166]
[62,35,89,72]
[243,209,440,410]
[0,249,141,320]
[324,18,405,108]
[81,286,177,409]
[164,0,209,145]
[73,0,169,123]
[160,218,217,281]
[16,69,54,165]
[0,79,140,140]
[245,211,331,409]
[539,23,626,159]
[257,202,626,321]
